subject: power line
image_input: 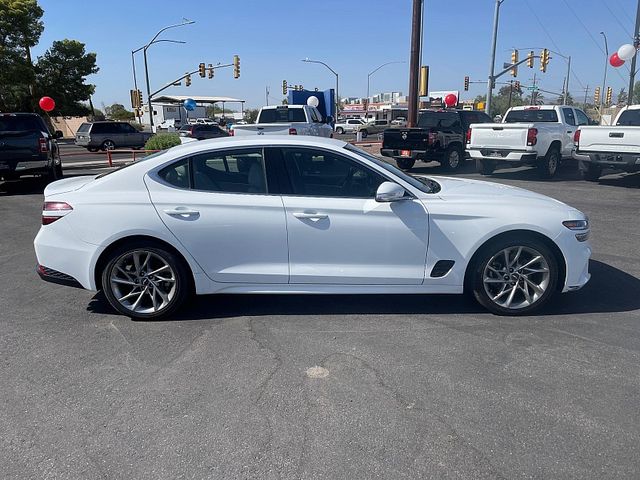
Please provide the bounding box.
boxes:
[601,0,634,38]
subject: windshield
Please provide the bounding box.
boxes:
[344,144,440,194]
[95,151,165,179]
[504,109,558,123]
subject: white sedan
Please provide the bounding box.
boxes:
[34,136,591,319]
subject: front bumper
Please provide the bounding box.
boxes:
[555,229,592,292]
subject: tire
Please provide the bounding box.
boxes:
[88,147,99,153]
[45,158,62,183]
[101,139,116,151]
[442,145,463,171]
[101,243,190,320]
[360,129,368,138]
[396,158,416,171]
[581,162,602,182]
[470,235,558,316]
[537,146,560,179]
[476,159,495,175]
[336,127,344,134]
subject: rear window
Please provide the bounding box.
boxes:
[76,123,91,133]
[258,107,306,123]
[417,112,459,129]
[616,109,640,126]
[504,109,558,123]
[0,115,44,132]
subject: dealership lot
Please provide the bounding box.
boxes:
[1,159,639,478]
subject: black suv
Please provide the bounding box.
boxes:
[381,109,492,171]
[0,113,63,182]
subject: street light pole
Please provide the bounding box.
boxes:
[600,32,609,117]
[627,0,640,105]
[366,61,405,120]
[486,0,505,115]
[302,58,339,119]
[141,20,195,131]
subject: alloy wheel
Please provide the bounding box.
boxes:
[482,246,550,310]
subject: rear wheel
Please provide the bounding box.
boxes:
[88,147,99,153]
[101,139,116,151]
[471,236,558,315]
[581,162,602,182]
[537,146,560,179]
[46,159,62,183]
[442,145,463,171]
[101,243,189,319]
[476,159,495,175]
[396,158,416,171]
[336,127,344,134]
[360,129,368,138]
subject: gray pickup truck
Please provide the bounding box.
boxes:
[0,113,63,183]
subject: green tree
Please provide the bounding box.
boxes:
[105,103,134,121]
[555,92,574,105]
[616,88,628,106]
[244,108,259,123]
[34,39,98,115]
[475,83,525,118]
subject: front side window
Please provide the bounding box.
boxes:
[192,148,267,194]
[575,109,591,126]
[281,147,385,198]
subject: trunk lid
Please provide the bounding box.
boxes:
[44,175,96,197]
[0,130,43,162]
[468,123,534,150]
[382,128,430,150]
[577,126,640,154]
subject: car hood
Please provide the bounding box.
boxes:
[44,175,96,197]
[424,175,570,209]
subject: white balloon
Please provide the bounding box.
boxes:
[618,43,636,61]
[306,96,319,107]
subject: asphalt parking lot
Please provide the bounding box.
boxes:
[1,152,639,479]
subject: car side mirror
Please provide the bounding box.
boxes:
[375,181,407,202]
[54,130,64,139]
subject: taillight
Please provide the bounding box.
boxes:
[573,129,581,144]
[42,201,73,225]
[229,129,234,136]
[466,128,472,144]
[526,128,538,146]
[428,131,438,144]
[289,128,297,135]
[39,137,48,153]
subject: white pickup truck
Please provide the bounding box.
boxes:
[467,105,595,178]
[230,105,333,137]
[573,105,640,181]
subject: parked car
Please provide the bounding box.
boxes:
[75,121,154,151]
[178,124,230,141]
[334,118,367,135]
[467,105,594,178]
[192,118,217,125]
[35,136,591,320]
[381,109,492,171]
[230,105,333,137]
[363,119,394,135]
[391,117,408,127]
[573,104,640,181]
[0,112,63,182]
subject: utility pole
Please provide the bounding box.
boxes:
[530,73,537,105]
[486,0,505,115]
[407,0,423,127]
[628,0,640,105]
[508,80,513,109]
[599,32,609,117]
[265,86,269,106]
[583,85,589,110]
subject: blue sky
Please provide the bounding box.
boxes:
[34,0,638,109]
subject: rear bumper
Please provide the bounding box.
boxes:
[381,148,441,161]
[573,150,640,171]
[468,148,537,163]
[36,265,83,289]
[0,157,49,178]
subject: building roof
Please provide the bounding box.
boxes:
[152,95,245,104]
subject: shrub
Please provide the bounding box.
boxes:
[145,133,181,151]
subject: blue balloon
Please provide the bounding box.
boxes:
[183,98,197,111]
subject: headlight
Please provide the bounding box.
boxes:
[562,219,589,230]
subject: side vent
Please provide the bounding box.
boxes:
[430,260,455,278]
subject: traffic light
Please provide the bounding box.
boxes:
[511,49,519,77]
[185,73,191,87]
[419,65,429,96]
[540,48,550,73]
[137,89,143,107]
[464,75,469,91]
[282,80,288,95]
[129,89,138,109]
[606,86,613,106]
[527,50,534,68]
[233,55,240,79]
[594,86,600,104]
[208,63,214,79]
[198,62,206,78]
[514,80,521,91]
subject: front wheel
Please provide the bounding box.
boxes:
[471,236,558,315]
[442,146,463,171]
[538,147,560,179]
[476,159,495,175]
[395,158,416,171]
[87,147,99,153]
[101,244,189,319]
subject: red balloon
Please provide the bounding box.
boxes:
[444,93,457,107]
[39,96,55,112]
[610,52,625,67]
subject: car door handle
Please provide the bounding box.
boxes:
[292,212,328,220]
[163,208,200,216]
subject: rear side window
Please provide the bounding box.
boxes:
[616,109,640,126]
[0,115,43,132]
[77,123,91,133]
[575,109,591,126]
[258,107,306,123]
[159,158,190,189]
[504,109,558,123]
[562,108,576,126]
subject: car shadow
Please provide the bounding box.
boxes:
[86,260,639,321]
[0,177,47,196]
[597,171,640,189]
